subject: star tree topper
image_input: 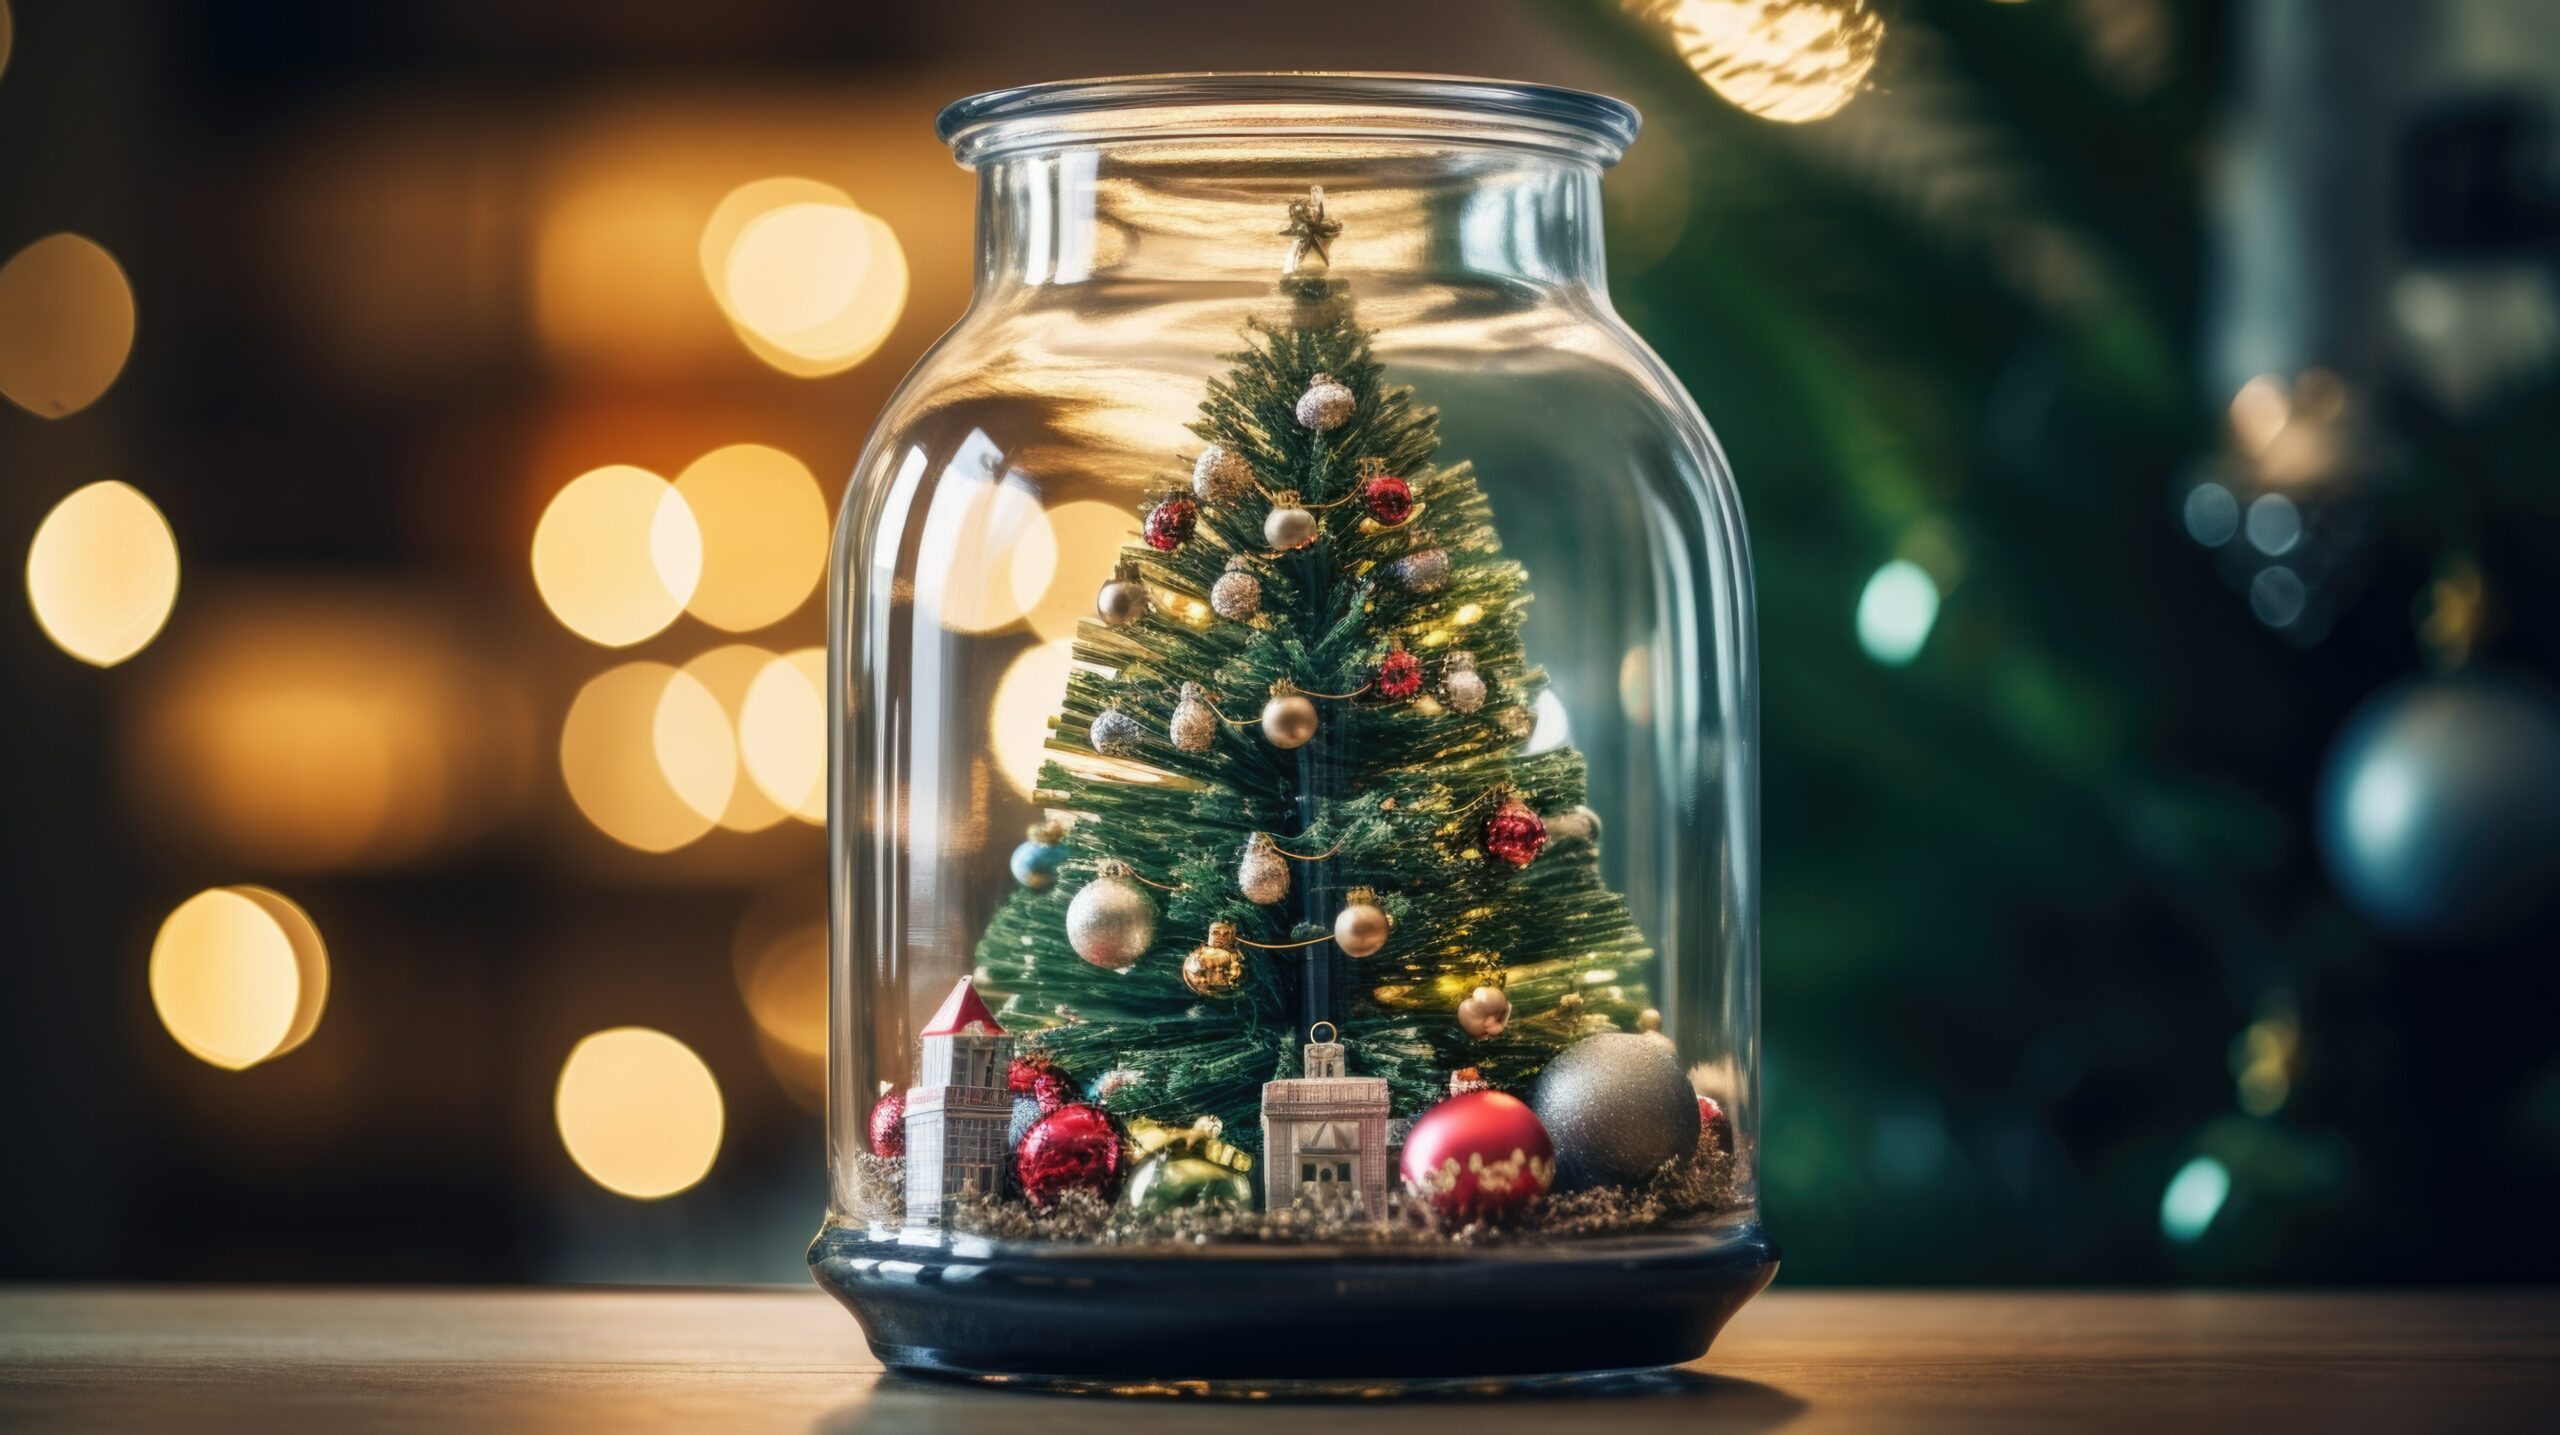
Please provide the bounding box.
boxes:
[1281,185,1342,275]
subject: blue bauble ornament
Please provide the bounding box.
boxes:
[2317,671,2560,941]
[1010,824,1066,890]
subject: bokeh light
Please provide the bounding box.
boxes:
[0,233,137,417]
[652,667,738,825]
[1022,500,1139,641]
[673,444,829,633]
[25,480,179,667]
[678,645,793,832]
[532,465,702,647]
[2183,481,2240,547]
[554,1027,723,1200]
[2160,1154,2231,1243]
[704,178,908,377]
[560,662,719,851]
[739,647,826,822]
[989,639,1075,798]
[149,886,329,1071]
[1655,0,1884,124]
[1856,559,1940,666]
[731,881,828,1105]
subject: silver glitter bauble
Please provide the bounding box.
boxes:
[1168,682,1218,755]
[1456,984,1511,1040]
[1264,499,1318,551]
[1210,560,1263,621]
[1236,832,1290,905]
[1332,888,1391,958]
[1295,372,1354,431]
[1262,688,1319,749]
[1066,870,1156,969]
[1546,804,1602,847]
[1532,1032,1701,1192]
[1096,567,1148,629]
[1395,544,1449,593]
[1089,706,1144,757]
[1441,650,1487,714]
[1192,443,1254,505]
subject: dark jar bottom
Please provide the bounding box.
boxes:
[807,1218,1778,1394]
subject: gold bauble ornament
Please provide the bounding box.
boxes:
[1237,831,1291,905]
[1261,683,1319,749]
[1095,558,1148,628]
[1457,984,1512,1040]
[1182,921,1246,999]
[1332,887,1392,958]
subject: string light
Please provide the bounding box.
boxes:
[555,1028,724,1199]
[0,233,137,417]
[149,886,329,1071]
[25,480,178,667]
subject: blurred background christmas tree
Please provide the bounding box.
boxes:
[3,0,2556,1286]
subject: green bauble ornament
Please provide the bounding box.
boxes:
[1125,1152,1254,1214]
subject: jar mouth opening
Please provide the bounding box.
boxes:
[937,72,1641,169]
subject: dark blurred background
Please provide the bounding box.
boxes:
[5,0,2558,1287]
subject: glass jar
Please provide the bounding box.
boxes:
[814,74,1769,1389]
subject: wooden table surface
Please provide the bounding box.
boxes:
[4,1286,2555,1432]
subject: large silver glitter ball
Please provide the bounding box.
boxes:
[1295,373,1355,431]
[1264,504,1318,551]
[1236,833,1290,905]
[1066,873,1155,969]
[1193,444,1254,505]
[1089,707,1144,757]
[1168,684,1218,754]
[1532,1032,1700,1192]
[1210,564,1262,621]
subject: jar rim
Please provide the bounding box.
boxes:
[937,73,1641,168]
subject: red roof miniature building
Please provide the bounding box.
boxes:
[920,976,1003,1037]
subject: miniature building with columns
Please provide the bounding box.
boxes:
[1260,1024,1391,1218]
[902,977,1013,1223]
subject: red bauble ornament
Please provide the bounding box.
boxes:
[869,1086,907,1159]
[1377,646,1424,700]
[1362,473,1414,525]
[1484,795,1547,868]
[1144,496,1197,551]
[1008,1054,1071,1112]
[1698,1094,1724,1136]
[1014,1102,1122,1209]
[1400,1090,1555,1220]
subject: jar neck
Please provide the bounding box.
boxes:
[970,142,1611,293]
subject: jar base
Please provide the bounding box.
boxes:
[808,1219,1778,1391]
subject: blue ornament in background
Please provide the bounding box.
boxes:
[2317,670,2560,941]
[1010,819,1068,890]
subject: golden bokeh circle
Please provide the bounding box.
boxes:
[560,662,719,852]
[148,885,329,1071]
[672,444,829,633]
[0,233,137,418]
[531,465,701,648]
[25,480,179,667]
[554,1027,724,1200]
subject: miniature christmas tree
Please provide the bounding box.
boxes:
[973,188,1656,1157]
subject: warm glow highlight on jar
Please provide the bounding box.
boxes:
[532,465,702,647]
[0,233,137,417]
[149,886,329,1071]
[920,447,1054,634]
[673,444,829,632]
[560,662,719,852]
[25,480,178,667]
[989,639,1076,797]
[739,647,826,822]
[1654,0,1883,123]
[555,1027,724,1200]
[1020,500,1137,642]
[704,178,908,376]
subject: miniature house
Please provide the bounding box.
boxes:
[1260,1026,1390,1218]
[902,977,1013,1223]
